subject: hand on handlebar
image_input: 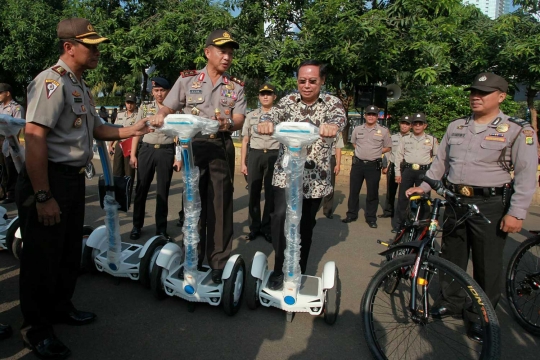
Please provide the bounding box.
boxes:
[406,187,424,198]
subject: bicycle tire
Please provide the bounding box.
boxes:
[505,235,540,336]
[362,254,500,360]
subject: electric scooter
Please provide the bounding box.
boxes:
[82,136,168,287]
[149,114,245,315]
[246,122,340,324]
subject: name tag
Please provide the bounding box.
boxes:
[451,133,465,137]
[484,136,505,142]
[190,90,203,94]
[373,133,383,137]
[74,98,83,103]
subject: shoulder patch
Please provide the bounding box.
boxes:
[508,117,530,128]
[181,70,198,78]
[230,76,245,86]
[51,65,67,76]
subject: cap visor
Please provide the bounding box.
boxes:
[213,39,239,49]
[80,36,110,44]
[464,85,498,92]
[259,89,274,93]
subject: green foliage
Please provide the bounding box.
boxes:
[95,96,124,107]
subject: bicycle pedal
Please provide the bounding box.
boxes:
[377,240,389,247]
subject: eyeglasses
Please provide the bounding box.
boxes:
[412,122,425,126]
[259,91,273,96]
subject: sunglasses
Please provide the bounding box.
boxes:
[412,122,425,126]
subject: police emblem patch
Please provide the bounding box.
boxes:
[45,79,60,99]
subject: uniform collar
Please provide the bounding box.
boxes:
[199,66,230,89]
[57,59,84,88]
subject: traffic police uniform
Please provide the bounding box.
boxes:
[112,93,137,179]
[241,84,279,240]
[420,73,538,313]
[379,115,410,220]
[15,18,110,347]
[321,132,344,218]
[0,83,25,202]
[344,105,391,226]
[163,30,246,273]
[132,78,175,237]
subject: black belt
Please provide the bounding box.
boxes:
[356,157,377,164]
[48,161,85,175]
[195,132,231,140]
[446,182,504,198]
[141,142,174,149]
[250,148,278,153]
[404,162,431,170]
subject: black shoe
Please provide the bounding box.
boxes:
[391,228,400,233]
[324,213,333,219]
[246,231,259,241]
[211,269,223,284]
[268,272,284,290]
[54,310,96,326]
[24,336,71,360]
[430,302,461,319]
[2,195,14,204]
[245,184,248,190]
[377,213,392,218]
[263,233,272,243]
[342,217,357,223]
[156,232,171,241]
[0,323,12,340]
[130,227,141,240]
[467,322,483,344]
[367,222,378,229]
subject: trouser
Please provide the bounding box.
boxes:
[247,148,278,234]
[440,195,507,310]
[394,167,428,228]
[193,134,235,270]
[113,142,135,179]
[0,152,17,196]
[271,186,322,274]
[321,155,337,217]
[132,143,174,234]
[16,163,85,343]
[244,145,249,184]
[346,160,381,223]
[381,162,398,217]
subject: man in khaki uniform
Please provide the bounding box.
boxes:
[407,73,538,343]
[241,83,278,242]
[0,83,25,203]
[109,92,138,180]
[321,132,344,219]
[16,18,150,358]
[152,30,246,284]
[392,112,438,232]
[343,105,391,228]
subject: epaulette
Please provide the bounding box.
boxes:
[181,70,198,78]
[230,76,245,86]
[51,65,67,76]
[508,117,530,127]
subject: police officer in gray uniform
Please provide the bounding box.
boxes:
[407,73,538,343]
[393,112,438,232]
[16,18,150,358]
[343,105,391,228]
[241,83,279,242]
[130,77,180,240]
[378,115,411,221]
[321,132,344,219]
[110,92,138,180]
[152,29,246,284]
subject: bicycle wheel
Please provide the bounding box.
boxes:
[506,235,540,336]
[362,254,500,360]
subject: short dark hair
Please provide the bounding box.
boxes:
[58,39,78,55]
[298,60,327,80]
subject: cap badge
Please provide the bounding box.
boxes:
[223,32,230,38]
[152,81,156,87]
[417,114,421,117]
[45,79,60,99]
[479,75,487,82]
[73,117,83,128]
[87,24,95,32]
[496,123,509,133]
[263,85,269,90]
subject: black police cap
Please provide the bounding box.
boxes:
[125,93,136,103]
[465,72,508,93]
[151,77,170,90]
[259,83,276,93]
[205,29,239,49]
[0,83,12,93]
[400,115,412,123]
[365,105,379,114]
[412,112,427,123]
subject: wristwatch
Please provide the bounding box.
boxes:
[226,118,234,131]
[35,190,52,203]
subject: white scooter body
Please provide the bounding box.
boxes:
[0,208,16,250]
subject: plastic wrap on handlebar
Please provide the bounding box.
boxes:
[419,174,443,191]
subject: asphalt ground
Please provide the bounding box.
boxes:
[1,161,539,359]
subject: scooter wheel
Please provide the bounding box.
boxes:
[5,217,19,257]
[324,266,340,325]
[139,236,168,288]
[223,256,245,316]
[82,244,100,273]
[80,226,94,270]
[245,264,260,310]
[150,263,168,300]
[11,235,22,261]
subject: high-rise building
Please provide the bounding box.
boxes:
[463,0,506,19]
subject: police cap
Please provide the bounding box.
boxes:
[205,29,239,49]
[400,114,412,123]
[57,18,109,44]
[125,93,136,103]
[365,105,379,114]
[151,77,170,90]
[0,83,12,93]
[412,112,427,123]
[259,83,276,93]
[465,72,508,93]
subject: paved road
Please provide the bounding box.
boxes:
[1,164,539,359]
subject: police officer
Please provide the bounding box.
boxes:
[0,83,25,203]
[321,132,344,219]
[16,18,150,358]
[407,73,538,343]
[343,105,391,228]
[130,77,180,240]
[378,115,411,221]
[152,29,246,284]
[109,92,138,180]
[393,113,438,232]
[241,83,279,242]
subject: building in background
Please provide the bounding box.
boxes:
[463,0,510,19]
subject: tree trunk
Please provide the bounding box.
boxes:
[140,69,148,105]
[526,86,538,132]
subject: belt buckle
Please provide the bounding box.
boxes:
[263,149,267,153]
[209,134,216,139]
[154,144,160,149]
[412,163,420,170]
[457,185,474,197]
[79,167,85,174]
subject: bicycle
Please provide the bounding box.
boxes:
[505,230,540,336]
[361,175,500,360]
